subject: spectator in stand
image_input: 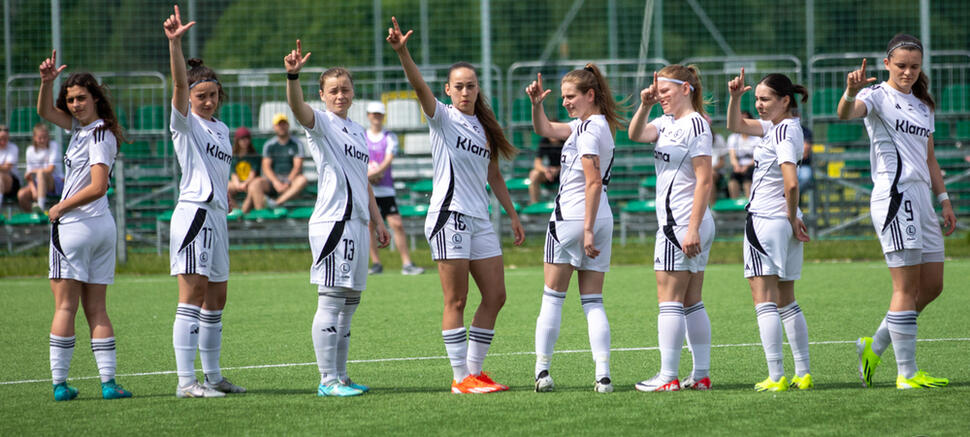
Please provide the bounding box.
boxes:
[798,123,814,192]
[528,134,564,205]
[0,125,22,206]
[250,113,308,209]
[228,127,263,213]
[18,123,63,212]
[727,110,759,198]
[705,114,729,205]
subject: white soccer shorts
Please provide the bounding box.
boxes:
[310,218,369,291]
[425,210,502,261]
[871,182,944,267]
[169,202,230,282]
[544,218,613,272]
[49,214,116,284]
[653,217,715,273]
[743,214,803,281]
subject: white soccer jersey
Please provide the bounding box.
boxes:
[59,119,117,223]
[427,100,491,219]
[170,104,233,212]
[649,112,713,226]
[553,115,614,221]
[0,142,20,181]
[26,141,64,179]
[857,82,934,202]
[727,133,758,167]
[304,108,371,224]
[747,118,804,218]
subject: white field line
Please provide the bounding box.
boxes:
[2,337,967,386]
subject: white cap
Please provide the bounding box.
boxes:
[366,101,386,114]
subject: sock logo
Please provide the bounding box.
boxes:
[322,326,337,334]
[190,326,199,334]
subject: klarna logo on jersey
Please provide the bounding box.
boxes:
[455,136,491,160]
[895,119,930,138]
[205,143,232,163]
[344,144,370,164]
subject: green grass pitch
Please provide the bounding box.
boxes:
[1,260,968,435]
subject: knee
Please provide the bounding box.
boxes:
[481,289,507,309]
[443,295,467,312]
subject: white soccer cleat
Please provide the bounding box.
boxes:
[176,381,226,398]
[594,377,614,393]
[635,373,680,392]
[534,370,555,392]
[204,376,246,394]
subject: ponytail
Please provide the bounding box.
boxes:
[562,63,628,135]
[758,73,808,112]
[449,62,517,160]
[912,71,936,111]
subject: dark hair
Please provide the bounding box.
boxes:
[448,62,516,160]
[757,73,808,112]
[187,58,227,106]
[233,135,254,156]
[319,67,354,91]
[561,63,628,135]
[886,33,935,111]
[657,64,708,116]
[55,72,128,147]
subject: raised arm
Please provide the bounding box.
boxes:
[387,17,437,118]
[36,50,72,130]
[726,68,763,136]
[628,72,660,143]
[164,5,196,117]
[837,58,876,120]
[284,39,316,129]
[526,73,571,140]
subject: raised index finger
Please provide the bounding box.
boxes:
[860,58,867,73]
[537,72,543,90]
[391,16,400,32]
[740,67,745,83]
[296,39,302,54]
[174,4,181,22]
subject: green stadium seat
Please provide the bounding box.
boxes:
[115,107,130,131]
[227,209,244,221]
[9,107,41,134]
[221,103,253,130]
[398,204,429,217]
[505,177,530,191]
[812,88,842,117]
[156,210,174,222]
[521,201,555,215]
[623,199,656,213]
[244,207,288,221]
[641,176,657,189]
[954,121,970,140]
[6,212,47,225]
[940,84,969,113]
[134,105,165,131]
[934,121,951,140]
[712,197,747,212]
[827,123,865,143]
[488,202,522,215]
[287,206,314,220]
[124,140,153,157]
[409,179,434,194]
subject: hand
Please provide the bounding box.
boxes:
[543,167,556,181]
[511,218,525,246]
[525,73,552,106]
[48,204,63,221]
[941,201,956,236]
[368,171,383,184]
[733,163,743,173]
[375,224,391,248]
[163,5,195,41]
[640,72,660,107]
[682,228,701,258]
[386,16,413,52]
[39,49,67,83]
[790,217,811,242]
[846,58,877,96]
[728,67,752,99]
[583,229,600,258]
[272,179,287,192]
[284,39,311,74]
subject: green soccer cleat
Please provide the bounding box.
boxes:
[101,379,133,399]
[317,381,364,397]
[755,376,789,392]
[790,373,814,390]
[53,382,79,401]
[856,337,881,388]
[896,371,949,390]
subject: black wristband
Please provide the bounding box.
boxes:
[286,72,299,80]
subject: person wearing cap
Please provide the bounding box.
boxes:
[251,113,308,209]
[365,101,424,275]
[228,126,264,212]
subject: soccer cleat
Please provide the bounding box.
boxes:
[452,374,501,394]
[53,382,78,401]
[534,370,554,392]
[474,371,509,391]
[635,373,680,392]
[176,381,226,398]
[204,376,246,394]
[896,371,949,390]
[340,378,370,393]
[318,381,364,397]
[594,377,614,393]
[681,375,712,390]
[401,264,425,275]
[755,376,790,392]
[368,263,383,275]
[790,374,814,390]
[101,379,133,399]
[856,336,881,388]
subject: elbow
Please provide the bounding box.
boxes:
[587,180,603,192]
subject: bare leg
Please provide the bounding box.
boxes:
[386,214,412,265]
[276,174,308,206]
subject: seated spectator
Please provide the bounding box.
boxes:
[18,123,63,212]
[798,123,814,192]
[528,135,563,204]
[706,114,729,205]
[250,113,308,209]
[727,111,759,198]
[228,127,264,213]
[0,125,22,206]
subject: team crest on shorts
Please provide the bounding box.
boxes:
[452,234,462,244]
[200,252,208,263]
[340,263,351,273]
[906,225,917,239]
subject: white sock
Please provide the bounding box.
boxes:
[684,301,711,380]
[336,292,361,381]
[467,326,494,376]
[442,327,469,381]
[779,301,810,377]
[581,294,611,380]
[658,302,685,379]
[887,311,919,379]
[871,315,891,356]
[756,303,785,381]
[173,303,201,387]
[199,309,223,384]
[535,286,566,378]
[38,195,47,209]
[50,334,75,384]
[91,337,117,383]
[312,292,344,385]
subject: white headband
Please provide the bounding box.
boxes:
[658,77,694,92]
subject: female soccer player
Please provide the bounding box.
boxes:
[838,34,955,389]
[37,50,132,401]
[629,66,714,392]
[164,6,244,398]
[283,40,390,397]
[526,66,621,393]
[18,123,63,212]
[388,17,525,394]
[727,69,813,392]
